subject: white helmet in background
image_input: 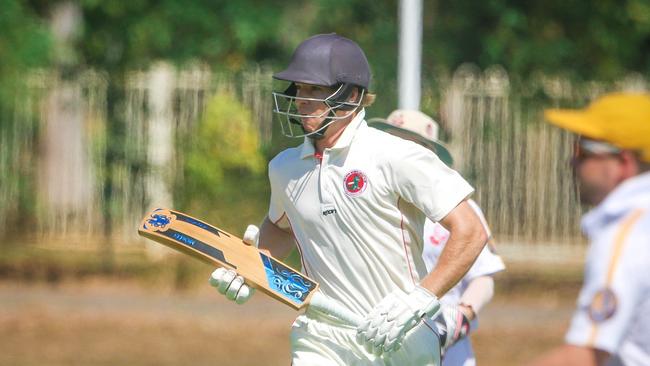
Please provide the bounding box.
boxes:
[368,109,454,166]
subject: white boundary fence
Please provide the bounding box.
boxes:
[1,63,646,261]
[443,65,647,261]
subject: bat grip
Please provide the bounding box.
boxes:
[309,292,363,327]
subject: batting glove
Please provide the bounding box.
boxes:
[208,224,259,304]
[434,305,471,355]
[242,224,260,247]
[209,267,255,304]
[356,286,440,356]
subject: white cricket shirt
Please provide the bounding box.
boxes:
[267,109,474,316]
[421,199,505,366]
[565,172,650,366]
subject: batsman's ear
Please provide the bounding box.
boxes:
[361,92,376,107]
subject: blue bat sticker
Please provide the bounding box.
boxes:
[260,253,316,304]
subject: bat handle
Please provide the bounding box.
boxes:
[309,292,363,327]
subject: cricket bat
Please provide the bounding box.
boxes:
[138,208,362,326]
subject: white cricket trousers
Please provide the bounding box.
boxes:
[290,307,442,366]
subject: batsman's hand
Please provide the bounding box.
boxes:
[209,267,254,304]
[242,224,260,247]
[434,305,471,355]
[208,224,259,304]
[356,286,440,356]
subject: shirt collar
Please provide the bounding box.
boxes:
[581,171,650,235]
[299,109,366,159]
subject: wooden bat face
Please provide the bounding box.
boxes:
[138,208,319,310]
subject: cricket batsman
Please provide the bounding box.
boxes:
[210,33,488,365]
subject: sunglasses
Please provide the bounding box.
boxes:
[571,138,622,166]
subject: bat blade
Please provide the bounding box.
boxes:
[138,208,363,326]
[138,208,318,310]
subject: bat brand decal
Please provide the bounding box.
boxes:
[260,254,315,304]
[322,208,337,216]
[160,229,237,269]
[174,211,230,238]
[343,170,368,197]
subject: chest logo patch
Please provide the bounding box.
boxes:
[588,288,617,323]
[343,170,368,197]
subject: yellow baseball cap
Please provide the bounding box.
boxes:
[544,93,650,162]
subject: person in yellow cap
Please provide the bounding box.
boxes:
[528,93,650,366]
[369,110,505,366]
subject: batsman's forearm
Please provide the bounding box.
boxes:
[421,200,488,297]
[420,229,486,297]
[258,217,297,260]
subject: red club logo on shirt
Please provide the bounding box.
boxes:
[343,170,368,197]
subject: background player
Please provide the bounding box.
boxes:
[209,33,489,365]
[369,109,506,366]
[528,93,650,366]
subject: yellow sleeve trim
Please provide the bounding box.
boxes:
[587,208,645,346]
[606,209,645,284]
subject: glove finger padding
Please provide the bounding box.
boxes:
[209,267,227,288]
[209,268,254,304]
[225,275,244,299]
[233,285,255,304]
[356,286,440,357]
[371,342,384,356]
[217,269,237,294]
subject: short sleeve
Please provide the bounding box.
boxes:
[389,145,474,222]
[565,211,648,353]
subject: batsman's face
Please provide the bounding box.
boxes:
[294,83,336,133]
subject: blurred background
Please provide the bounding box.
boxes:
[1,0,649,365]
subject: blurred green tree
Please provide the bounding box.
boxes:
[10,0,650,89]
[66,0,285,72]
[427,0,650,80]
[176,92,268,234]
[0,0,51,95]
[0,0,51,235]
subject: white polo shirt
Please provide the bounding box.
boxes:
[268,109,474,316]
[565,172,650,366]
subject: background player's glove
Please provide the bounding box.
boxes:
[434,305,471,354]
[208,224,259,304]
[356,285,440,356]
